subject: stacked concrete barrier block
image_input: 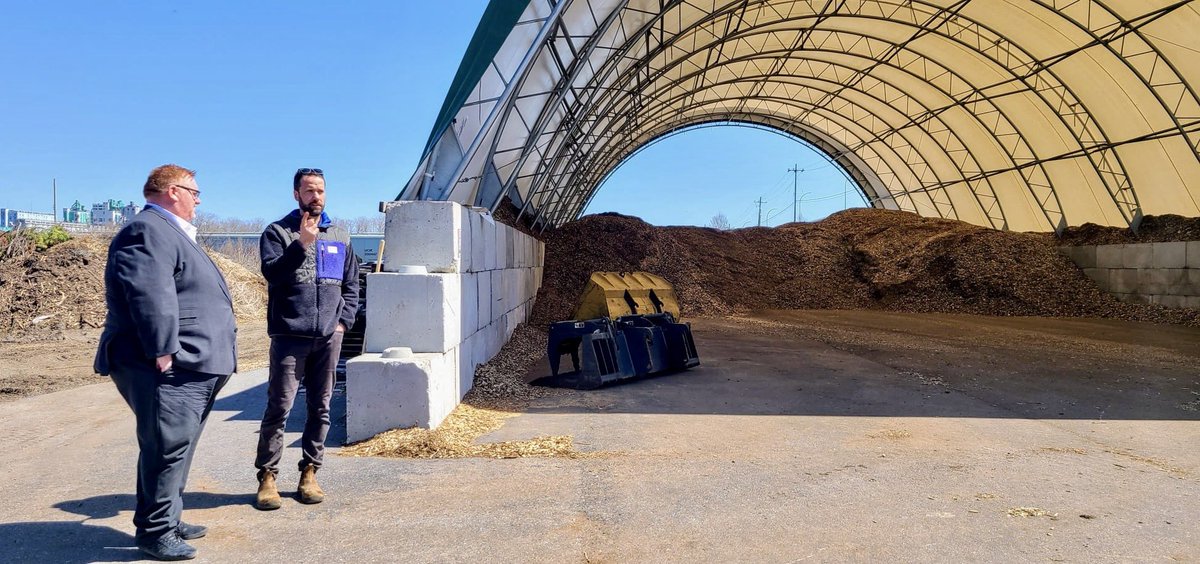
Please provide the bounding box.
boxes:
[1059,241,1200,309]
[346,200,545,441]
[345,350,457,440]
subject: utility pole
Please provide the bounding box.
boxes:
[52,178,57,223]
[788,164,804,222]
[756,197,766,227]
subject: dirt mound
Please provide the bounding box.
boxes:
[530,208,1198,327]
[0,235,109,339]
[0,231,267,341]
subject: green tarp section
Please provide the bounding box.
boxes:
[423,0,531,157]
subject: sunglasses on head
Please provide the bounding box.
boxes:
[297,168,324,175]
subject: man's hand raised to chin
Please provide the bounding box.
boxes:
[299,211,319,247]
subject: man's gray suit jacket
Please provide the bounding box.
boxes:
[94,207,238,376]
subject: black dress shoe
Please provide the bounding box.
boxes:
[136,531,197,561]
[177,521,208,540]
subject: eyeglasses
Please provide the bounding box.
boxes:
[297,168,324,176]
[171,184,201,199]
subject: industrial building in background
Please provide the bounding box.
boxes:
[0,208,56,231]
[0,199,142,232]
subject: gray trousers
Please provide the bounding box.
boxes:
[110,365,229,542]
[255,332,343,476]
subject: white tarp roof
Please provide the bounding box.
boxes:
[400,0,1200,232]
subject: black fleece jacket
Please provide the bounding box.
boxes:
[259,210,360,338]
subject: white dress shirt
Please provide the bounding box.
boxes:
[144,203,198,243]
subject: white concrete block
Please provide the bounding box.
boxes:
[536,241,545,266]
[491,270,505,322]
[1060,246,1097,269]
[476,272,491,333]
[1096,245,1123,269]
[495,225,509,270]
[365,272,462,354]
[458,206,473,274]
[525,235,534,268]
[504,310,517,339]
[469,209,486,273]
[1153,241,1187,268]
[506,227,516,269]
[476,212,495,272]
[444,347,459,405]
[488,321,504,359]
[461,272,478,343]
[467,331,482,369]
[382,200,463,273]
[1158,294,1187,308]
[345,350,457,440]
[1109,268,1139,294]
[457,338,475,400]
[506,268,520,313]
[1188,241,1200,269]
[511,232,523,268]
[1123,244,1154,269]
[478,323,493,361]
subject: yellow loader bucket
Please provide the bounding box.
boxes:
[573,272,682,321]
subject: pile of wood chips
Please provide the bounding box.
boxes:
[342,324,588,459]
[530,208,1199,327]
[0,235,111,339]
[1051,214,1200,246]
[0,232,267,340]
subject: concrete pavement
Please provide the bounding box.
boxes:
[0,312,1197,563]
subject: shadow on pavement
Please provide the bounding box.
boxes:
[54,492,255,520]
[522,314,1200,421]
[15,494,268,562]
[212,382,347,448]
[0,521,140,564]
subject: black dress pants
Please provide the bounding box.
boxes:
[110,364,229,541]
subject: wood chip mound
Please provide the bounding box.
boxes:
[1050,214,1200,246]
[0,231,267,341]
[529,208,1199,328]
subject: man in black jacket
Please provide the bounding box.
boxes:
[254,167,359,510]
[96,164,237,561]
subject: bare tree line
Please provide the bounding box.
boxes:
[707,213,731,230]
[194,211,385,233]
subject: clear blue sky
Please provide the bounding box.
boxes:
[0,1,861,228]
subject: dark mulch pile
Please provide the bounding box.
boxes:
[1048,214,1200,246]
[527,209,1199,327]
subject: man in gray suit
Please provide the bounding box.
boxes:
[95,164,237,561]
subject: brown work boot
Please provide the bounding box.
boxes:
[255,472,282,511]
[297,464,325,504]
